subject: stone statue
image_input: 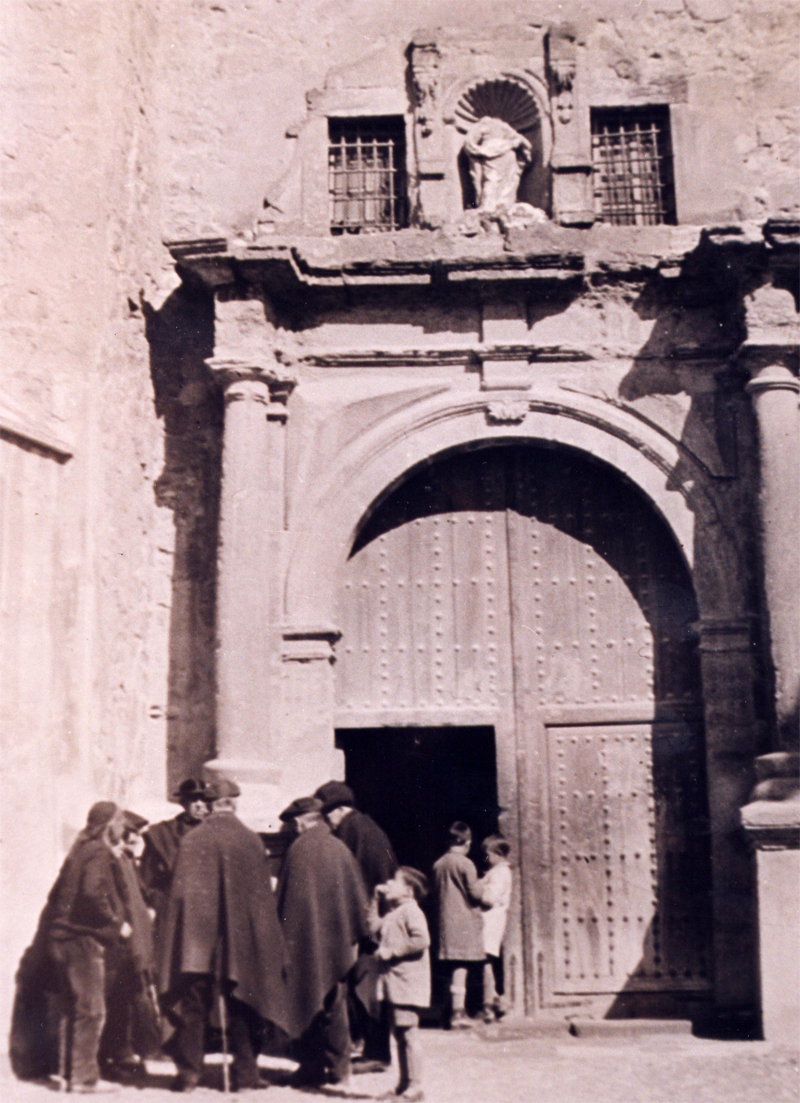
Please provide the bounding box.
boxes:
[463,116,532,212]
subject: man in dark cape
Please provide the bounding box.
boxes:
[314,780,398,1071]
[157,779,291,1092]
[277,796,368,1088]
[139,778,209,932]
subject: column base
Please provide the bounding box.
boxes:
[203,750,344,832]
[742,768,800,1046]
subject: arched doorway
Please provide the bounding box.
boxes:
[334,442,712,1017]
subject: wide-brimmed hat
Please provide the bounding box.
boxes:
[279,795,322,822]
[171,778,208,803]
[314,780,355,812]
[206,777,241,801]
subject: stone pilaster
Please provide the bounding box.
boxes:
[546,22,594,226]
[277,626,345,821]
[745,360,800,748]
[409,31,446,225]
[204,357,296,829]
[698,617,760,1017]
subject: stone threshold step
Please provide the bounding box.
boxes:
[569,1018,693,1038]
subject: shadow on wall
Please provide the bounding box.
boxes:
[613,230,784,1024]
[143,285,220,794]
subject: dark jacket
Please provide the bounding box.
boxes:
[277,823,368,1035]
[157,811,292,1033]
[335,808,397,895]
[139,812,198,916]
[114,854,154,974]
[47,837,127,947]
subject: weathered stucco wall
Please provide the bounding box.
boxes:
[0,0,178,1021]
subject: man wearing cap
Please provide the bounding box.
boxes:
[44,802,133,1094]
[314,781,398,896]
[314,780,398,1072]
[139,779,209,933]
[277,796,369,1088]
[157,778,292,1093]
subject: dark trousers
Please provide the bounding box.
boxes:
[51,936,107,1088]
[349,953,391,1064]
[170,974,262,1087]
[295,980,350,1085]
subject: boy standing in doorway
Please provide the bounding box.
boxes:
[478,835,512,1022]
[432,822,485,1028]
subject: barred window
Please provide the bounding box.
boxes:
[328,116,408,233]
[591,106,676,226]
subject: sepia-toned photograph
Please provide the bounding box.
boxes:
[1,1,798,1100]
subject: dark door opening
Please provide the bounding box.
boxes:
[335,726,499,880]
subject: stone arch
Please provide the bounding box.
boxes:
[284,387,745,629]
[443,71,552,212]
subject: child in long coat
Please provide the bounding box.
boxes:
[432,821,485,1028]
[369,867,431,1103]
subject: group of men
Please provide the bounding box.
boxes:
[16,775,398,1094]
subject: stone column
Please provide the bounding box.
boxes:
[745,360,800,747]
[698,617,760,1022]
[741,752,800,1044]
[204,357,295,828]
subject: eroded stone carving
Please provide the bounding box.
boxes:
[464,117,532,212]
[485,398,530,424]
[410,37,441,139]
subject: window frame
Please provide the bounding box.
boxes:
[590,105,677,227]
[327,115,409,234]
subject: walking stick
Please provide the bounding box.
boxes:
[218,984,230,1096]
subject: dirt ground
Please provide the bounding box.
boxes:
[2,1020,799,1103]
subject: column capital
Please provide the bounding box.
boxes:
[205,357,297,407]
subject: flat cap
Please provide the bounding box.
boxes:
[122,810,149,833]
[172,777,208,803]
[279,795,322,822]
[206,777,241,801]
[314,780,355,812]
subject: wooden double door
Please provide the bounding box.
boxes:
[336,444,712,1013]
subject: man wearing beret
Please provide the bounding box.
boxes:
[157,779,292,1093]
[139,779,209,937]
[45,802,132,1093]
[277,796,368,1089]
[314,780,398,1073]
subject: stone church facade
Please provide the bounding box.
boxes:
[1,1,798,1040]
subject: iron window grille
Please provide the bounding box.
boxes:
[591,106,676,226]
[328,116,408,233]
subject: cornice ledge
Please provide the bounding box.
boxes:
[0,390,73,461]
[296,343,593,369]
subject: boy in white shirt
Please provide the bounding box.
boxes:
[478,836,512,1022]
